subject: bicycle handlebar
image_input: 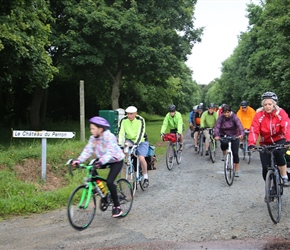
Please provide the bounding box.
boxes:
[251,144,288,154]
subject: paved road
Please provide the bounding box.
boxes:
[0,129,290,250]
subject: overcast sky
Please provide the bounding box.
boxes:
[186,0,261,85]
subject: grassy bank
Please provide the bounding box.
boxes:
[0,113,189,219]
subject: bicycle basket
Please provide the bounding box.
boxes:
[163,133,177,143]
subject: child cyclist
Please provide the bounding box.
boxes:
[72,116,125,218]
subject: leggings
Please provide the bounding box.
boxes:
[220,138,240,164]
[259,139,286,181]
[106,161,123,207]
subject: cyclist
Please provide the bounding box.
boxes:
[192,105,204,151]
[200,103,218,155]
[217,103,226,116]
[214,104,244,177]
[248,92,290,187]
[237,100,256,149]
[189,105,198,138]
[161,104,184,150]
[72,116,125,218]
[118,106,149,188]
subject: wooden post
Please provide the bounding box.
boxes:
[80,80,85,142]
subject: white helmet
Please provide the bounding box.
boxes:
[193,105,198,110]
[125,106,138,113]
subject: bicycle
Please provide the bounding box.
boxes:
[120,144,146,196]
[197,129,205,156]
[208,128,216,163]
[253,144,286,224]
[220,136,238,186]
[163,133,182,170]
[241,129,251,164]
[66,159,133,230]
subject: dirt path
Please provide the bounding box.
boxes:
[1,130,290,249]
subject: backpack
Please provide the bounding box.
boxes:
[146,145,157,170]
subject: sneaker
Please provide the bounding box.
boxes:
[239,143,244,150]
[143,178,149,188]
[221,155,225,161]
[195,146,198,152]
[205,150,209,156]
[282,178,290,187]
[179,144,183,151]
[112,206,123,218]
[235,172,239,177]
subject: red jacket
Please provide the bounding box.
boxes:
[248,108,290,146]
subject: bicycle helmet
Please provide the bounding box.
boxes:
[240,100,248,107]
[125,106,137,113]
[197,105,203,110]
[261,92,278,102]
[168,104,176,112]
[208,103,215,109]
[193,105,198,110]
[89,116,110,128]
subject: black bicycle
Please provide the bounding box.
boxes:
[253,144,286,224]
[66,159,133,230]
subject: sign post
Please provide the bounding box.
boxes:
[12,130,75,181]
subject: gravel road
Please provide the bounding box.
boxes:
[1,129,290,250]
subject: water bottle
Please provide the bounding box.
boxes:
[96,180,107,196]
[124,142,129,153]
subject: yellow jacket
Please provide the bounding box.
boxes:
[237,106,256,130]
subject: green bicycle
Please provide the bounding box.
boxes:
[66,159,133,230]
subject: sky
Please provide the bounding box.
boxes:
[186,0,261,85]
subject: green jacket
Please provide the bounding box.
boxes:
[160,111,184,134]
[200,110,218,128]
[118,115,146,145]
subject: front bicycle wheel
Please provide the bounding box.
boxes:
[176,146,182,164]
[199,135,204,156]
[265,170,282,224]
[67,184,96,230]
[247,151,251,164]
[116,178,133,217]
[120,163,137,196]
[166,143,174,170]
[224,152,234,186]
[209,139,216,163]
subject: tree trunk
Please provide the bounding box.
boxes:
[30,86,46,130]
[106,67,122,110]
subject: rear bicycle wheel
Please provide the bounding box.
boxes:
[67,184,96,230]
[209,139,216,163]
[116,178,133,217]
[265,170,282,223]
[166,143,174,170]
[224,152,234,186]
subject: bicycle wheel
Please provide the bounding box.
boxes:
[224,152,234,186]
[247,151,251,164]
[120,163,137,196]
[166,143,174,170]
[67,184,96,230]
[116,178,133,217]
[176,146,182,164]
[265,170,282,223]
[209,139,216,163]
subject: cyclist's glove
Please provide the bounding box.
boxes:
[248,145,255,150]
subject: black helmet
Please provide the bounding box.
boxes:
[240,100,248,107]
[261,92,278,102]
[197,105,203,110]
[168,104,176,112]
[208,103,215,108]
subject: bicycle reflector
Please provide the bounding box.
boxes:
[164,133,177,143]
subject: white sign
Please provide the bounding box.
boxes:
[12,130,75,139]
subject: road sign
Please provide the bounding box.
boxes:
[12,130,75,139]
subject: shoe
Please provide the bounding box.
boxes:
[282,178,290,187]
[112,206,123,218]
[143,178,149,188]
[205,150,209,156]
[240,143,244,150]
[195,146,198,152]
[221,155,225,161]
[179,144,183,151]
[235,172,239,177]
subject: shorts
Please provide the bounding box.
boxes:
[126,140,149,157]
